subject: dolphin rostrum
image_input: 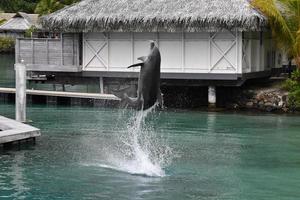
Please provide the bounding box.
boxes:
[123,41,163,110]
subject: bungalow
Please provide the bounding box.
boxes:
[0,12,39,38]
[14,0,283,105]
[0,13,16,24]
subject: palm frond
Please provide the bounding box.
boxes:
[252,0,296,57]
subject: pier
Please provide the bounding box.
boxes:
[0,87,121,101]
[0,115,40,146]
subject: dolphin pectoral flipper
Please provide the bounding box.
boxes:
[127,63,144,68]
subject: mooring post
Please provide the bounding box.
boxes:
[208,86,216,107]
[15,62,26,122]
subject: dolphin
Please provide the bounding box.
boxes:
[123,41,163,110]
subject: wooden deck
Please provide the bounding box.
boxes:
[15,34,81,72]
[0,115,40,145]
[0,87,121,101]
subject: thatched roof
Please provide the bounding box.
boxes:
[0,12,39,32]
[41,0,267,32]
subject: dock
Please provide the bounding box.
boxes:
[0,115,40,145]
[0,87,121,101]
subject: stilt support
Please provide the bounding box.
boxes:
[99,77,104,94]
[208,86,216,107]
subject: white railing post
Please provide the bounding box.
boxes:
[15,61,26,122]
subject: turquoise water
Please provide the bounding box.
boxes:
[0,103,300,199]
[0,54,15,88]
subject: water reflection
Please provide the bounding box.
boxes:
[207,113,216,134]
[1,104,300,199]
[10,152,29,199]
[0,151,29,199]
[0,54,15,88]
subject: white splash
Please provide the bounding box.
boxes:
[100,103,173,177]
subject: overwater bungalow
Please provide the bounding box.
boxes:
[0,12,39,38]
[14,0,283,104]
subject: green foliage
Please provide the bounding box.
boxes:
[252,0,300,68]
[0,0,39,13]
[59,0,80,5]
[283,69,300,109]
[34,0,80,15]
[0,19,6,25]
[0,0,79,14]
[35,0,64,15]
[0,37,15,53]
[24,26,38,38]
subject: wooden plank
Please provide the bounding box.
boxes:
[76,34,80,67]
[107,32,110,71]
[15,38,19,63]
[61,33,64,66]
[0,87,120,101]
[26,64,82,72]
[182,32,185,72]
[0,115,40,145]
[31,39,34,64]
[208,33,212,71]
[46,39,49,64]
[72,34,75,65]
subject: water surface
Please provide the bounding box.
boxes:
[0,54,15,88]
[0,104,300,199]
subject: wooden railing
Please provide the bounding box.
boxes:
[15,34,81,72]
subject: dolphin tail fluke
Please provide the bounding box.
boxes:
[123,93,143,107]
[127,63,144,68]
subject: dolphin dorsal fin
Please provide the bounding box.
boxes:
[137,56,148,62]
[127,63,144,68]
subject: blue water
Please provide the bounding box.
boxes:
[0,103,300,199]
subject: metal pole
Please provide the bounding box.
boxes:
[15,62,26,122]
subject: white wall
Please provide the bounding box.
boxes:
[83,31,242,74]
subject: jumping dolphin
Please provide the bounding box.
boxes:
[123,41,163,110]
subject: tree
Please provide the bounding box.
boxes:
[59,0,80,5]
[34,0,64,15]
[34,0,80,15]
[0,0,39,13]
[252,0,300,68]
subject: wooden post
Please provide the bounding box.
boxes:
[182,31,185,72]
[46,39,49,64]
[77,34,80,69]
[15,62,26,122]
[15,38,19,63]
[31,40,34,64]
[61,33,64,66]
